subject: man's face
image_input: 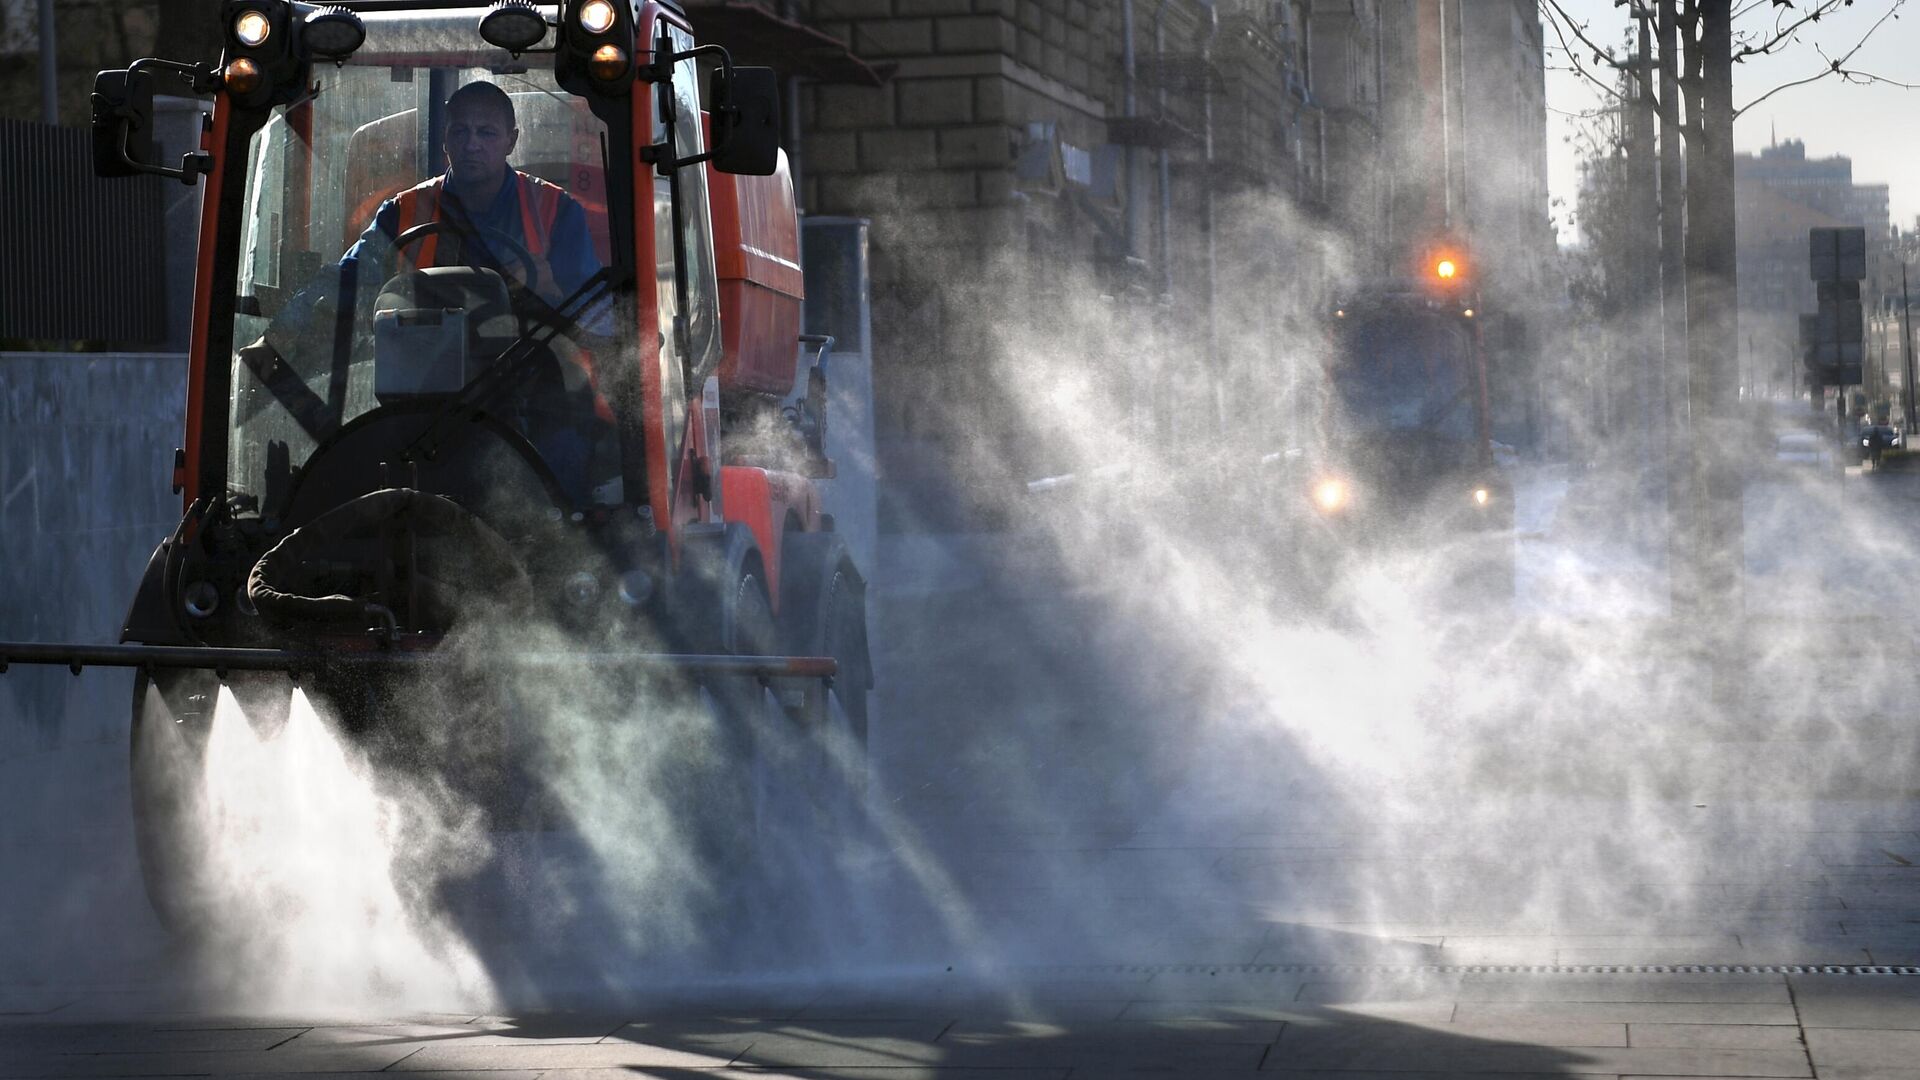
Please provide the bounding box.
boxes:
[444,100,517,190]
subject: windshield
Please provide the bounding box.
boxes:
[1330,313,1477,442]
[225,11,621,518]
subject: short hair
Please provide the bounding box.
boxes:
[447,81,516,127]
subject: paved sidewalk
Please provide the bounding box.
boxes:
[5,967,1920,1077]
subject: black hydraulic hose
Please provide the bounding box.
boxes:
[247,488,530,633]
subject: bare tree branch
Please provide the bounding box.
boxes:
[1734,0,1911,116]
[1732,0,1851,60]
[1540,0,1647,107]
[1835,67,1920,90]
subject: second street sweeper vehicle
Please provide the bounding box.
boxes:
[1275,248,1516,602]
[0,0,870,927]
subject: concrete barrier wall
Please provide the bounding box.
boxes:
[0,353,187,750]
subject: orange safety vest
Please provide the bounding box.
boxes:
[391,171,566,270]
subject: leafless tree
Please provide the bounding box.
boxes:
[1535,0,1908,667]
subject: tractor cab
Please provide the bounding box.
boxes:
[231,49,626,517]
[1325,293,1486,497]
[79,0,820,651]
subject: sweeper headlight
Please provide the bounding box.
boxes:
[1472,486,1492,507]
[589,43,629,80]
[222,57,265,96]
[564,571,604,607]
[616,569,654,607]
[220,0,303,106]
[1313,478,1350,514]
[578,0,618,34]
[232,9,273,47]
[558,0,635,93]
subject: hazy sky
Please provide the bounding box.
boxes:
[1542,0,1920,246]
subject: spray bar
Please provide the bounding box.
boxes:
[0,642,836,680]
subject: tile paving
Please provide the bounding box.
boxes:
[2,964,1919,1076]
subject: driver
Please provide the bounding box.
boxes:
[347,80,601,306]
[330,80,616,503]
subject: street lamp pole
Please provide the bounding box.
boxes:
[37,0,57,124]
[1902,262,1916,437]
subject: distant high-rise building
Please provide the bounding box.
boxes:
[1734,138,1894,396]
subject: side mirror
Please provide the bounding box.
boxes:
[90,63,212,184]
[91,69,156,179]
[710,66,780,176]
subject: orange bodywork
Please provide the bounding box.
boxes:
[720,465,820,606]
[709,145,804,398]
[180,104,231,510]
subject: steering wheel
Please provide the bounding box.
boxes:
[392,219,541,291]
[390,217,597,343]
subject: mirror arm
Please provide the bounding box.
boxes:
[105,58,219,184]
[642,145,719,174]
[639,43,739,173]
[130,57,222,96]
[116,120,213,186]
[645,43,735,86]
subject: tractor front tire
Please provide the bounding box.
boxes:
[129,668,220,935]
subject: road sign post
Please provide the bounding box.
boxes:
[1805,228,1868,452]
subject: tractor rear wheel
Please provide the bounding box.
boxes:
[788,561,870,810]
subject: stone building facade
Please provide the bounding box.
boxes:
[785,0,1360,528]
[1377,0,1555,449]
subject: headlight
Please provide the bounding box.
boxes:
[616,569,654,607]
[589,43,629,79]
[233,9,272,47]
[1312,478,1349,513]
[578,0,617,33]
[564,571,602,607]
[1472,487,1492,507]
[223,57,264,95]
[183,581,221,619]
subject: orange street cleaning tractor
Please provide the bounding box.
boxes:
[0,0,870,924]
